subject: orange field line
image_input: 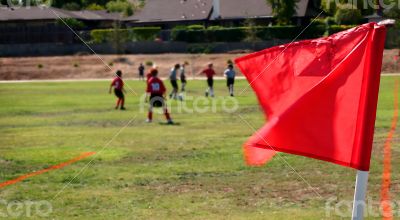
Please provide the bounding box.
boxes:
[0,152,96,189]
[380,80,399,220]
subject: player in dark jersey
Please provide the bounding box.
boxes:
[146,69,173,124]
[109,70,126,110]
[138,63,145,81]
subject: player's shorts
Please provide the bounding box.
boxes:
[150,94,165,108]
[181,77,187,83]
[227,78,235,86]
[114,89,124,99]
[207,78,213,87]
[170,80,178,89]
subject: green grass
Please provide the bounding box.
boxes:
[0,77,399,219]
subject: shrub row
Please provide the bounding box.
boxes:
[90,27,161,43]
[327,25,356,35]
[171,25,326,43]
[90,25,356,43]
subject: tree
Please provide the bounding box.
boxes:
[62,2,81,10]
[383,1,400,48]
[49,0,141,12]
[334,4,362,25]
[106,0,134,16]
[81,0,109,8]
[51,0,83,8]
[1,0,44,7]
[266,0,298,25]
[56,18,85,29]
[86,3,105,10]
[243,18,260,42]
[384,0,400,27]
[322,0,374,16]
[110,21,129,54]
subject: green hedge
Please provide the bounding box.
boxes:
[187,24,205,30]
[90,24,353,44]
[90,27,161,43]
[91,29,113,43]
[91,29,130,43]
[131,27,161,41]
[171,25,326,43]
[327,25,355,35]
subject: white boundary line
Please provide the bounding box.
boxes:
[0,74,398,84]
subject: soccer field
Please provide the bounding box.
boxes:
[0,77,399,219]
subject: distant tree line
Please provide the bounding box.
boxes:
[0,0,146,16]
[267,0,400,26]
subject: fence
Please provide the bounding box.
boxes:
[0,41,292,57]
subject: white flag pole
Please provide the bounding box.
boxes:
[351,170,369,220]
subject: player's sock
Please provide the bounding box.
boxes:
[148,111,153,120]
[116,99,121,109]
[164,109,171,121]
[120,99,125,110]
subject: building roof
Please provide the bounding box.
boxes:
[63,10,121,21]
[124,0,213,22]
[0,6,70,21]
[217,0,313,19]
[0,1,319,23]
[0,6,120,21]
[217,0,272,19]
[126,0,318,23]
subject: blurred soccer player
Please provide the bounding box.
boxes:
[146,69,173,124]
[109,70,126,110]
[180,62,187,92]
[200,63,216,97]
[169,64,180,99]
[146,65,158,82]
[224,64,236,96]
[138,63,145,81]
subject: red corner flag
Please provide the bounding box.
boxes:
[235,23,386,171]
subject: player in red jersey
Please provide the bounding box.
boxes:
[146,65,158,82]
[145,68,174,124]
[199,63,216,97]
[109,70,126,110]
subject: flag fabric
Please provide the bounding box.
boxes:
[235,23,386,171]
